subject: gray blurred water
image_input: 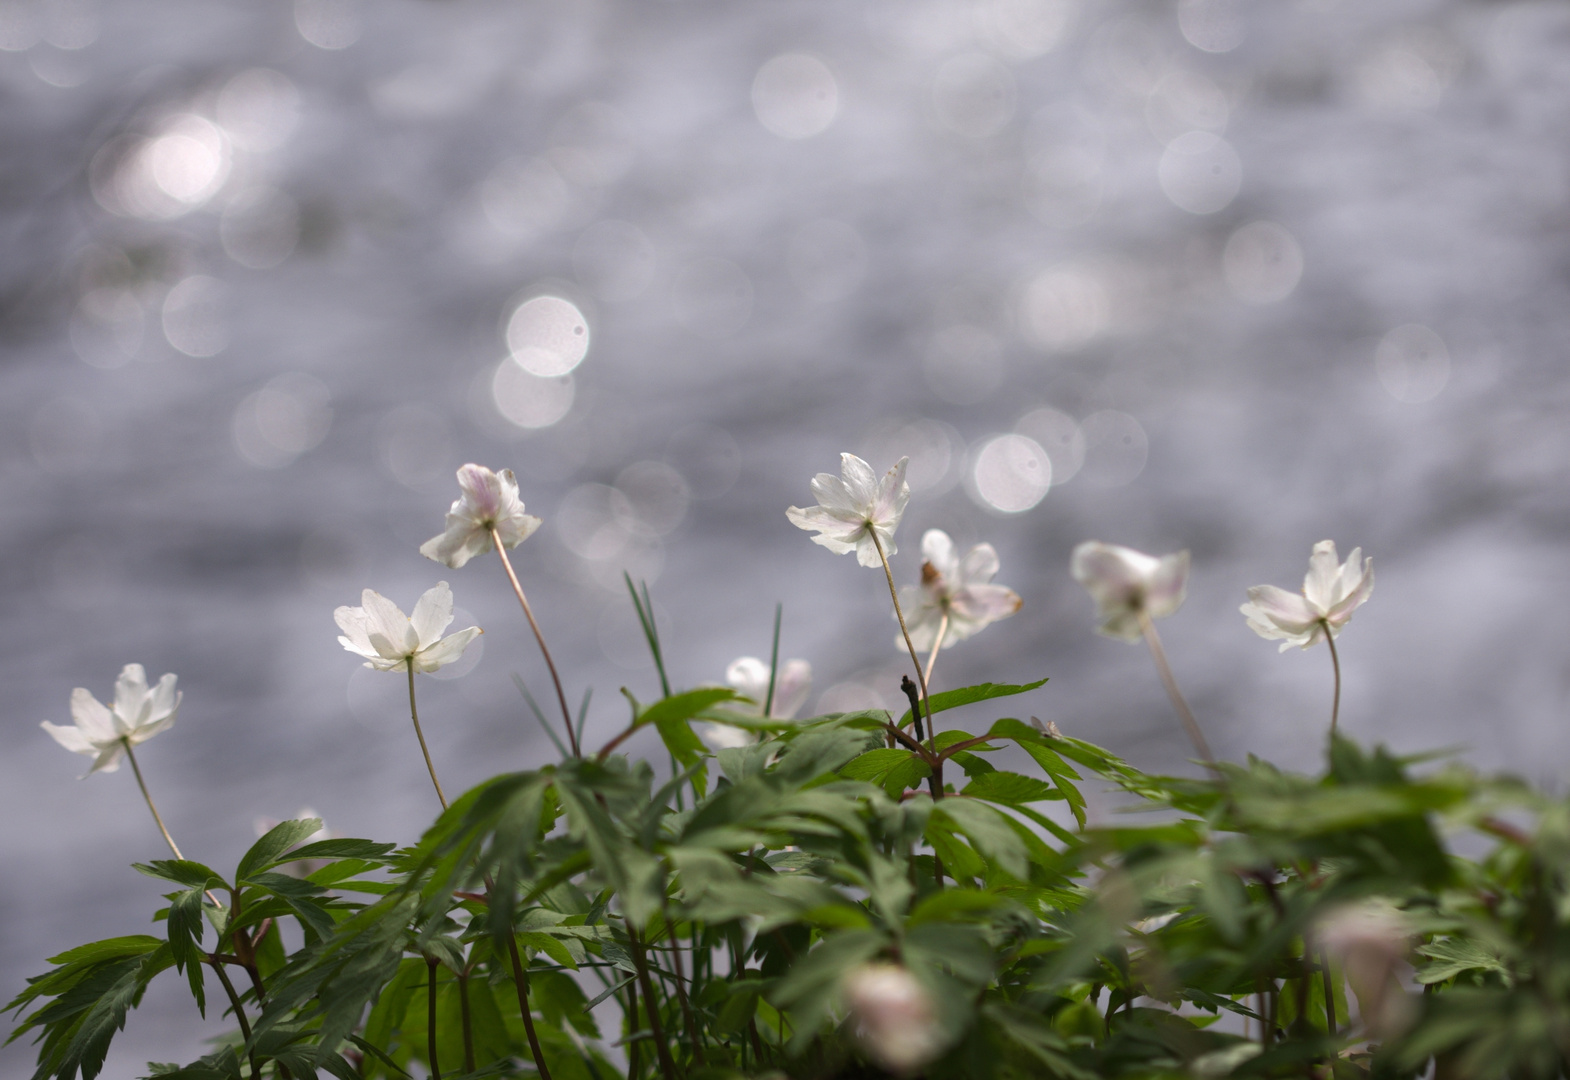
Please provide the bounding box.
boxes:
[3,0,1569,1071]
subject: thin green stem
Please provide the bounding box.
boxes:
[427,957,442,1080]
[923,610,950,688]
[407,666,448,811]
[507,933,554,1080]
[1323,620,1342,735]
[1137,611,1217,771]
[871,530,935,753]
[630,931,678,1080]
[123,740,182,859]
[493,527,580,757]
[459,971,476,1073]
[1320,946,1336,1036]
[209,959,258,1079]
[764,603,782,718]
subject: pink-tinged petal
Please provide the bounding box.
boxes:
[948,584,1022,640]
[839,453,879,508]
[770,659,813,719]
[334,605,378,656]
[494,511,542,549]
[1241,600,1305,647]
[456,464,504,521]
[413,626,482,672]
[113,663,150,731]
[725,657,771,707]
[1302,540,1341,615]
[807,471,857,513]
[871,457,910,532]
[786,505,864,551]
[955,542,1000,588]
[361,589,417,656]
[1243,585,1320,634]
[87,742,126,775]
[920,530,958,580]
[142,674,179,729]
[41,720,96,756]
[1071,542,1157,602]
[410,582,456,650]
[1145,552,1190,619]
[901,589,945,651]
[1326,558,1374,627]
[69,688,117,744]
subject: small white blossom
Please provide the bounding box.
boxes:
[786,453,909,568]
[1240,540,1374,651]
[420,463,542,569]
[1314,900,1415,1039]
[697,657,813,750]
[41,664,180,776]
[334,582,482,673]
[1070,541,1190,642]
[897,529,1021,651]
[842,962,943,1074]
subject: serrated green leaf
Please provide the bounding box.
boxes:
[236,818,323,881]
[897,679,1048,729]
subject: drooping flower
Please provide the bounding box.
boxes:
[786,453,910,568]
[41,664,180,776]
[841,962,944,1074]
[420,463,542,569]
[697,656,814,750]
[1313,900,1415,1039]
[1070,541,1190,642]
[897,529,1021,651]
[1240,540,1374,651]
[334,582,482,673]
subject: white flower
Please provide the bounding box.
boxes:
[334,582,482,673]
[1313,900,1415,1039]
[842,962,943,1074]
[41,664,180,776]
[897,529,1021,651]
[1240,540,1374,651]
[697,656,813,750]
[420,463,542,569]
[786,453,909,568]
[1070,541,1190,642]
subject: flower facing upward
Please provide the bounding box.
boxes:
[897,529,1021,651]
[786,453,910,568]
[841,962,943,1074]
[1070,541,1190,642]
[334,582,482,673]
[1240,540,1374,651]
[420,463,542,569]
[41,664,180,776]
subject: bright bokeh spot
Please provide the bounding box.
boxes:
[1158,131,1241,214]
[491,359,575,429]
[233,373,332,468]
[1376,324,1450,403]
[1015,406,1085,485]
[752,54,839,139]
[1177,0,1245,53]
[295,0,360,49]
[970,433,1051,512]
[1223,221,1304,304]
[1019,265,1108,351]
[506,296,590,377]
[92,116,231,220]
[973,0,1077,60]
[162,276,229,357]
[216,69,301,153]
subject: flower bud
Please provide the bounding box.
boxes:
[841,962,942,1074]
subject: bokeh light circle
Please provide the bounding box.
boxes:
[752,54,839,139]
[505,295,590,377]
[970,433,1051,512]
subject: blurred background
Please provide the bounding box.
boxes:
[3,0,1568,1070]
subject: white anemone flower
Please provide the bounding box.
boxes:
[41,664,180,776]
[897,529,1021,651]
[1070,541,1190,642]
[786,453,910,568]
[420,463,542,569]
[1241,540,1374,651]
[698,656,813,750]
[334,582,482,673]
[842,962,944,1074]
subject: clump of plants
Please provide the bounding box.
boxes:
[9,456,1561,1080]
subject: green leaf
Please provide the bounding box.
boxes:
[897,679,1048,729]
[132,860,226,891]
[268,838,396,868]
[932,799,1029,880]
[236,818,323,881]
[962,771,1062,806]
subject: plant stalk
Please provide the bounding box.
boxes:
[1137,611,1216,770]
[123,740,183,860]
[630,931,678,1080]
[871,530,936,753]
[1323,620,1343,735]
[493,527,580,758]
[407,666,448,810]
[209,959,259,1079]
[458,970,476,1072]
[923,610,951,688]
[427,957,442,1080]
[506,933,554,1080]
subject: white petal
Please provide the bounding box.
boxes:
[947,584,1021,640]
[695,721,753,750]
[725,657,770,704]
[1071,542,1157,604]
[901,591,944,651]
[141,674,179,729]
[1096,609,1144,642]
[1243,585,1320,634]
[770,659,813,719]
[334,605,378,655]
[839,453,879,508]
[129,712,175,746]
[42,720,97,756]
[412,626,482,672]
[1144,551,1190,619]
[955,541,1000,587]
[87,742,126,775]
[1302,540,1341,614]
[69,689,118,744]
[361,589,417,657]
[410,582,457,650]
[1326,558,1374,627]
[786,505,864,550]
[871,458,910,534]
[921,530,958,580]
[113,663,150,732]
[494,511,543,549]
[855,528,893,567]
[456,463,504,521]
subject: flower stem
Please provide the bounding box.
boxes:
[1322,620,1342,735]
[427,957,443,1080]
[209,959,258,1078]
[123,740,183,860]
[407,666,449,811]
[506,933,554,1080]
[492,527,580,758]
[923,611,951,688]
[871,531,935,752]
[1136,611,1216,770]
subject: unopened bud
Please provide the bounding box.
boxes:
[842,962,942,1074]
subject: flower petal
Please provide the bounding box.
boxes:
[361,589,417,657]
[921,530,957,580]
[87,742,126,775]
[69,689,117,744]
[948,584,1022,640]
[113,663,150,732]
[41,720,96,756]
[1326,557,1374,627]
[1302,540,1341,614]
[955,541,999,587]
[142,674,180,730]
[412,626,482,672]
[1144,551,1190,619]
[786,505,863,552]
[1243,584,1320,634]
[770,659,813,719]
[334,605,377,656]
[839,453,879,508]
[725,657,770,706]
[456,463,504,521]
[411,582,457,650]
